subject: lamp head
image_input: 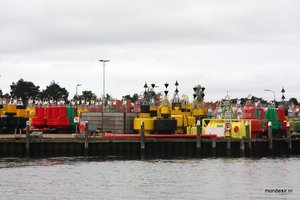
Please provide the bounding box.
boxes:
[99,59,110,62]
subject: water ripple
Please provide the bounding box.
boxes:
[0,157,299,199]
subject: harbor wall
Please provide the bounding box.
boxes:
[0,137,299,158]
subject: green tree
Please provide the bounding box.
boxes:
[122,93,140,103]
[289,97,298,105]
[105,93,112,101]
[80,90,97,101]
[131,93,139,103]
[3,93,10,99]
[39,81,69,101]
[10,78,40,104]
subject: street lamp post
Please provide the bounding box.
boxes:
[264,89,276,103]
[99,59,110,133]
[99,60,110,104]
[76,84,82,99]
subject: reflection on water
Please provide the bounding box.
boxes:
[0,157,299,199]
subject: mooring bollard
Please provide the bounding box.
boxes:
[84,121,89,154]
[140,121,145,159]
[286,122,292,155]
[196,120,201,156]
[245,121,252,155]
[268,121,273,155]
[25,121,30,156]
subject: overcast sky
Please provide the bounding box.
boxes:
[0,0,299,102]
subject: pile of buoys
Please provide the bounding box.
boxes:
[31,100,76,130]
[0,98,29,132]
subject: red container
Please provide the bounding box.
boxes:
[250,119,264,133]
[31,105,46,128]
[277,106,285,122]
[35,106,45,118]
[58,105,67,118]
[46,104,57,127]
[52,105,70,128]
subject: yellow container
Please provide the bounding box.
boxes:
[77,107,89,117]
[16,105,28,117]
[186,126,191,134]
[160,106,171,115]
[192,107,208,117]
[172,115,184,127]
[140,112,150,118]
[187,116,195,126]
[0,105,4,116]
[172,115,195,128]
[171,107,181,115]
[5,104,17,114]
[26,107,36,126]
[133,117,155,134]
[187,125,198,134]
[149,105,157,112]
[191,126,197,134]
[201,118,249,138]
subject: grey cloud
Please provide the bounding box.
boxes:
[1,0,300,54]
[0,0,300,102]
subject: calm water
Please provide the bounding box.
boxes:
[0,157,299,200]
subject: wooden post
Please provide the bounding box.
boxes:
[196,120,201,157]
[268,121,273,155]
[286,122,292,155]
[245,121,252,156]
[226,139,231,157]
[84,121,89,155]
[140,121,145,159]
[75,122,78,139]
[240,139,245,157]
[101,108,104,134]
[212,140,216,157]
[25,121,30,156]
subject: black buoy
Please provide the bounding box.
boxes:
[281,87,285,101]
[164,83,169,88]
[144,83,148,88]
[175,81,179,87]
[151,83,155,88]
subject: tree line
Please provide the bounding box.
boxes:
[0,78,139,105]
[0,79,97,104]
[0,78,298,106]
